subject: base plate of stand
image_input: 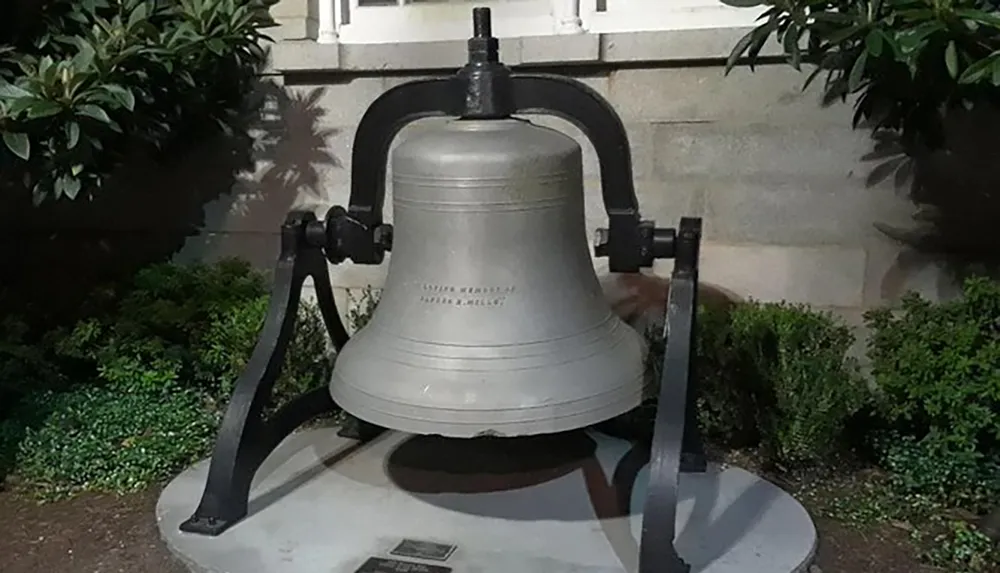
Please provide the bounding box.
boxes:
[157,428,816,573]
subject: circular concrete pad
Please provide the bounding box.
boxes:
[158,428,816,573]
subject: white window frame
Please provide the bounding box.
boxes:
[317,0,766,45]
[324,0,580,45]
[585,0,766,34]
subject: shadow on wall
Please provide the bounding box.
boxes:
[867,105,1000,300]
[0,79,339,326]
[179,82,341,266]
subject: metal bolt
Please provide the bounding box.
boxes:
[594,228,609,247]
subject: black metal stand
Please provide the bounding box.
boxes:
[181,9,706,573]
[179,211,385,536]
[638,218,704,573]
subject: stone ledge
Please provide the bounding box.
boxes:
[270,27,782,74]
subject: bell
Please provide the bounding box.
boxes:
[179,17,706,573]
[329,117,646,438]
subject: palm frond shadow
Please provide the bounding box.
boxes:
[247,83,341,210]
[0,80,341,328]
[863,107,1000,299]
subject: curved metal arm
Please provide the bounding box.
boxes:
[179,211,383,537]
[347,78,462,230]
[511,74,639,218]
[511,74,655,272]
[639,217,704,573]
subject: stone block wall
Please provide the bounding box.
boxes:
[172,61,960,355]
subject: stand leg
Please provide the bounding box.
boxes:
[638,218,703,573]
[306,251,385,442]
[679,287,707,474]
[179,212,381,537]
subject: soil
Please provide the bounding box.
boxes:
[0,483,940,573]
[812,517,941,573]
[0,487,185,573]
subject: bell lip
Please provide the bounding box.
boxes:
[329,300,648,439]
[330,376,644,439]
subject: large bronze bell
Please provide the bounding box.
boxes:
[182,10,705,572]
[329,118,646,437]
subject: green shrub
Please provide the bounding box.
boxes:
[922,519,1000,573]
[866,277,1000,510]
[646,300,868,467]
[865,277,1000,455]
[0,0,277,202]
[196,294,332,405]
[0,258,335,496]
[724,302,869,466]
[877,433,1000,513]
[0,391,58,481]
[4,386,218,498]
[54,258,331,404]
[695,303,760,448]
[0,315,67,410]
[346,287,381,332]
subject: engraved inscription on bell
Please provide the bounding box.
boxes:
[419,284,516,307]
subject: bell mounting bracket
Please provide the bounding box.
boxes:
[179,8,706,573]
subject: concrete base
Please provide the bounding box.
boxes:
[157,428,816,573]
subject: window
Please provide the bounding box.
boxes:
[317,0,765,45]
[585,0,765,34]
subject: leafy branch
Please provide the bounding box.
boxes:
[723,0,1000,152]
[0,0,277,204]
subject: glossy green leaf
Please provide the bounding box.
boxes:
[865,29,884,57]
[719,0,765,6]
[810,12,855,24]
[848,50,869,93]
[896,8,934,21]
[824,24,867,45]
[802,64,826,93]
[11,59,32,78]
[991,59,1000,87]
[38,56,56,85]
[71,39,97,72]
[206,39,226,56]
[896,22,945,53]
[66,121,80,149]
[747,17,781,69]
[955,9,1000,29]
[26,100,63,119]
[128,2,150,29]
[0,0,272,204]
[77,104,111,124]
[32,184,47,207]
[881,31,905,61]
[959,56,994,84]
[214,116,235,137]
[945,41,959,79]
[5,96,35,116]
[3,132,30,160]
[0,82,33,99]
[784,24,803,70]
[725,29,757,75]
[102,85,136,111]
[55,175,82,200]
